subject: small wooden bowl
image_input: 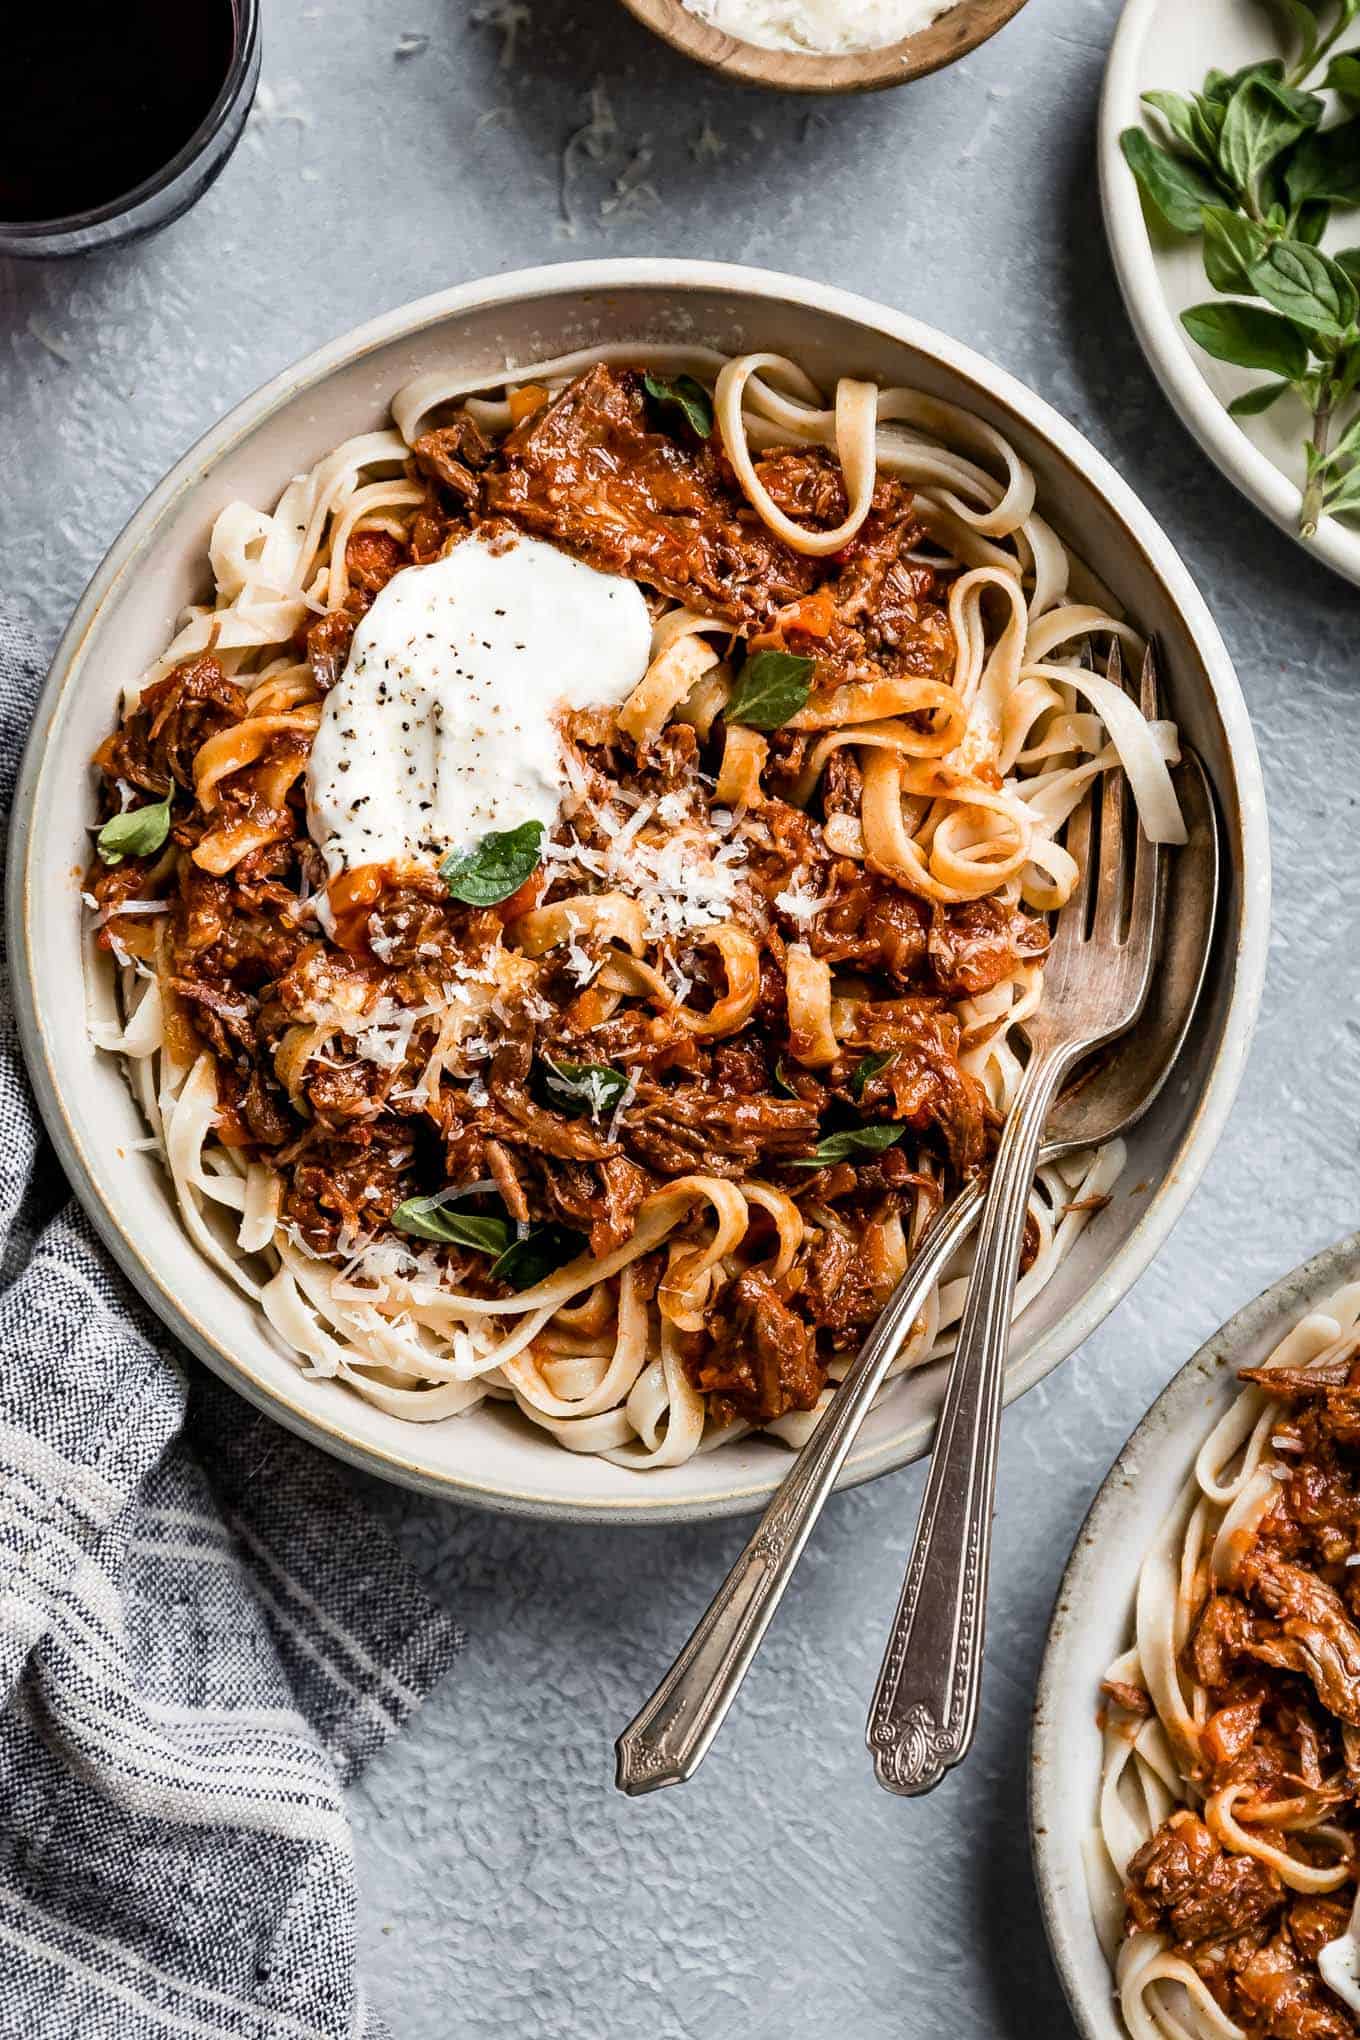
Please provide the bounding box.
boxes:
[615,0,1030,92]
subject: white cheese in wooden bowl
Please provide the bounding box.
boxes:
[682,0,954,54]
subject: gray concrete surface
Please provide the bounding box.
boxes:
[4,0,1360,2034]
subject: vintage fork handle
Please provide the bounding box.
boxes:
[614,1176,987,1796]
[866,1044,1078,1796]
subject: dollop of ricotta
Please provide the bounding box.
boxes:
[306,532,652,877]
[1320,1902,1360,2020]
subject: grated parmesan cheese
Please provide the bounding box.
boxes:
[607,1071,639,1143]
[682,0,953,54]
[775,872,830,925]
[543,802,751,946]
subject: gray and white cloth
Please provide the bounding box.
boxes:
[0,612,463,2038]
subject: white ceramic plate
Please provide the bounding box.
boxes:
[1101,0,1360,588]
[8,260,1270,1523]
[1032,1229,1360,2039]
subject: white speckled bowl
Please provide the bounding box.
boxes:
[1031,1230,1360,2038]
[8,260,1269,1522]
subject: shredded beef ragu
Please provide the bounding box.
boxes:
[88,364,1050,1434]
[1119,1353,1360,2040]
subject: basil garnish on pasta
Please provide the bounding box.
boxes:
[538,1056,630,1119]
[725,650,815,730]
[440,820,543,906]
[1121,7,1360,535]
[642,372,714,441]
[772,1058,800,1098]
[96,792,172,867]
[850,1050,896,1100]
[791,1123,905,1168]
[492,1224,585,1291]
[391,1197,582,1291]
[392,1197,514,1255]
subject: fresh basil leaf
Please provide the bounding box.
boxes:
[1334,246,1360,286]
[725,649,816,730]
[492,1223,586,1291]
[1327,53,1360,107]
[1295,198,1331,246]
[1204,60,1285,110]
[1219,76,1321,196]
[790,1122,905,1168]
[1259,2,1321,73]
[1287,115,1360,207]
[1324,408,1360,468]
[96,792,172,867]
[1329,338,1360,402]
[1324,472,1360,515]
[440,820,544,907]
[849,1050,895,1101]
[642,372,714,440]
[1141,89,1215,164]
[1228,379,1294,415]
[1180,300,1311,379]
[772,1057,799,1099]
[1120,128,1224,233]
[391,1197,513,1254]
[538,1055,630,1119]
[1248,237,1358,337]
[1190,94,1227,167]
[1200,205,1271,292]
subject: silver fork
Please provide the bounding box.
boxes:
[615,645,1171,1798]
[864,641,1164,1795]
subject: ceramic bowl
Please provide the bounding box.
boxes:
[1031,1229,1360,2037]
[613,0,1029,93]
[8,259,1269,1522]
[1100,0,1360,589]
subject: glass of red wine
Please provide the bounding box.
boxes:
[2,0,260,258]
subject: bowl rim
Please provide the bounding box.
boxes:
[7,257,1272,1523]
[1098,0,1360,591]
[1029,1226,1360,2039]
[612,0,1030,93]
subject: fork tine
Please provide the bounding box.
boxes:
[1060,784,1096,929]
[1121,823,1163,1025]
[1092,636,1133,940]
[1092,757,1129,940]
[1127,639,1164,959]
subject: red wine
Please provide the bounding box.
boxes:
[3,1,237,224]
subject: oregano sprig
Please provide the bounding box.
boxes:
[1121,1,1360,537]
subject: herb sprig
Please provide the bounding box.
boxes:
[642,372,714,441]
[537,1055,631,1120]
[725,650,815,730]
[1121,2,1360,535]
[790,1122,904,1169]
[96,792,173,867]
[391,1194,584,1291]
[440,820,544,907]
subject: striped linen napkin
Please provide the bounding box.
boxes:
[0,612,463,2039]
